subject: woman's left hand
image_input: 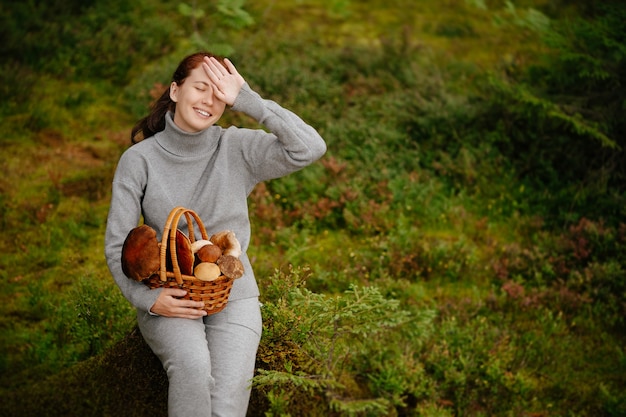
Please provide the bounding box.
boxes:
[203,56,245,106]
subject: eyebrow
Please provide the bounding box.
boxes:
[192,81,211,86]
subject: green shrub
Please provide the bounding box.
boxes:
[491,217,626,330]
[255,266,436,416]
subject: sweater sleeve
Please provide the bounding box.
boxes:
[230,83,327,181]
[104,149,162,312]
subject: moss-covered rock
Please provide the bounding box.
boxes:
[1,327,272,417]
[2,328,168,417]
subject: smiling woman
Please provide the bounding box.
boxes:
[169,70,227,132]
[104,51,326,417]
[169,57,244,133]
[130,53,236,142]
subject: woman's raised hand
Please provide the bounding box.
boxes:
[203,56,245,106]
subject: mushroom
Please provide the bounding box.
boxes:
[121,225,161,281]
[210,230,242,258]
[190,239,212,253]
[190,239,222,265]
[197,244,223,263]
[194,262,222,281]
[166,229,194,276]
[217,255,245,279]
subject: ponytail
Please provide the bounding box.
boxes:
[131,88,175,143]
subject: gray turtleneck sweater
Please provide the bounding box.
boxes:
[104,83,326,313]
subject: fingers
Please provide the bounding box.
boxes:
[162,288,189,298]
[202,56,227,79]
[223,58,239,76]
[173,297,206,310]
[202,59,228,100]
[200,56,244,106]
[203,56,233,74]
[153,288,207,318]
[202,57,243,85]
[201,62,218,83]
[169,305,207,319]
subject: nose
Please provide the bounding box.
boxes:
[202,92,213,105]
[201,83,215,105]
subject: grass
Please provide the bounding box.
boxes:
[1,0,625,415]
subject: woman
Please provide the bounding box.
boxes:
[104,52,326,416]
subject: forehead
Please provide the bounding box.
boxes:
[185,66,211,84]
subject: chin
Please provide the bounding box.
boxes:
[191,120,215,131]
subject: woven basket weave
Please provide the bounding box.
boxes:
[145,206,234,315]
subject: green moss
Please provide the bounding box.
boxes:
[1,328,168,417]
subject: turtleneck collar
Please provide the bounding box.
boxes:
[154,111,222,157]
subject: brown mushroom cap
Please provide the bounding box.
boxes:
[217,255,245,279]
[166,229,194,276]
[121,225,160,281]
[190,239,212,253]
[197,244,223,263]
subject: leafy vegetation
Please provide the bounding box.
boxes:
[1,0,624,416]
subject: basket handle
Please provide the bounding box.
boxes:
[159,207,209,284]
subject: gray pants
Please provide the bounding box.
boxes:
[138,297,262,417]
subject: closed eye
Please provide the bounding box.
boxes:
[193,81,211,92]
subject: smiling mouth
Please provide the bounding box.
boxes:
[195,108,212,118]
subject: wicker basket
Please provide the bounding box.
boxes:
[145,206,234,315]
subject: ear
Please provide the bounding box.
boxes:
[169,82,179,102]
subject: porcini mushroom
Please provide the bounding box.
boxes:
[210,230,242,258]
[190,239,212,253]
[197,244,223,263]
[121,225,161,281]
[217,255,245,279]
[194,262,222,281]
[166,229,194,276]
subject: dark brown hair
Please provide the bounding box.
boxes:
[130,52,225,143]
